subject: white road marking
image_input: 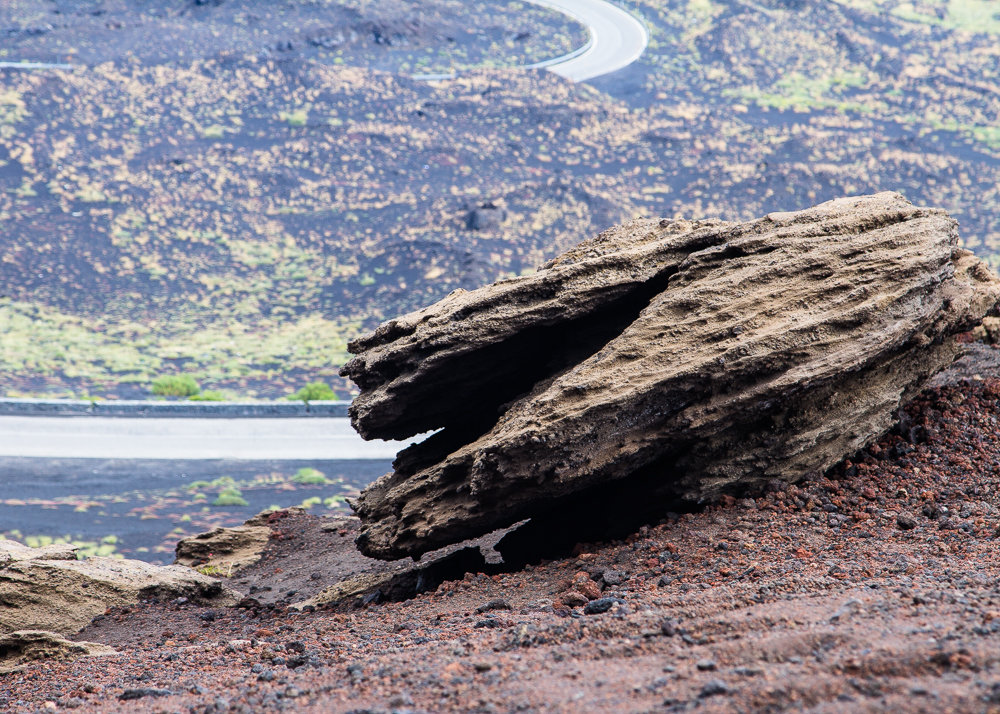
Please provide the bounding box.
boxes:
[0,61,75,70]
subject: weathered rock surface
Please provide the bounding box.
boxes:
[343,193,1000,560]
[0,630,116,674]
[971,315,1000,344]
[0,538,78,565]
[174,525,272,574]
[0,542,240,635]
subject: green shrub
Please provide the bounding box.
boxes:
[189,390,225,401]
[289,382,337,402]
[292,467,329,485]
[151,374,200,397]
[212,488,248,507]
[201,124,226,139]
[279,109,308,127]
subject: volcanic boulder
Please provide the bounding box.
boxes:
[342,192,1000,560]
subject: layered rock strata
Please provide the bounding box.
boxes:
[0,631,115,675]
[0,540,239,635]
[342,193,1000,560]
[175,525,272,574]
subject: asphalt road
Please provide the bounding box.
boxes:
[0,416,410,460]
[524,0,648,82]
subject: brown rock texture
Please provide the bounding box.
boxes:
[9,362,1000,712]
[971,315,1000,344]
[0,631,115,675]
[174,525,273,574]
[0,539,79,565]
[0,543,240,635]
[343,192,1000,560]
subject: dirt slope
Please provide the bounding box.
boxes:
[4,348,1000,712]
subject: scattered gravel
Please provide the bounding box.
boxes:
[5,372,1000,712]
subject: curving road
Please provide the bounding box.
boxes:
[1,1,648,84]
[0,416,411,460]
[414,0,647,82]
[522,0,648,82]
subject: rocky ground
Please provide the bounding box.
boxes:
[3,346,1000,712]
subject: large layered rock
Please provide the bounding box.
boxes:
[342,193,1000,560]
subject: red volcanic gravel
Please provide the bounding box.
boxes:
[4,375,1000,712]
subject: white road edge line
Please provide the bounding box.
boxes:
[0,61,75,70]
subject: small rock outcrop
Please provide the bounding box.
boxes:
[971,315,1000,344]
[0,630,115,675]
[342,193,1000,560]
[0,539,79,565]
[466,201,506,231]
[0,540,240,635]
[174,525,272,574]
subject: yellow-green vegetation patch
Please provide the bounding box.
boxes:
[189,390,226,401]
[971,126,1000,152]
[197,562,239,577]
[0,299,359,398]
[212,488,249,507]
[279,108,309,127]
[732,71,877,114]
[833,0,1000,35]
[0,89,27,129]
[151,374,200,397]
[200,124,231,139]
[5,532,121,559]
[292,467,330,485]
[289,382,338,402]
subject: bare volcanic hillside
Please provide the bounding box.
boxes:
[1,0,999,398]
